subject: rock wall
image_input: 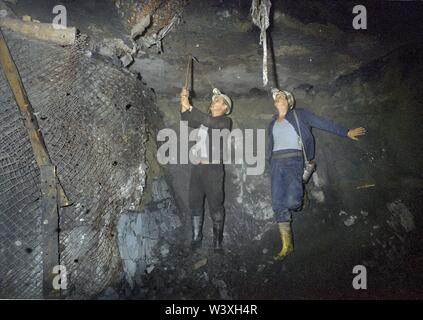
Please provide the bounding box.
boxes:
[0,30,156,298]
[137,1,423,298]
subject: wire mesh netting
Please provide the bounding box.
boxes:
[0,30,155,298]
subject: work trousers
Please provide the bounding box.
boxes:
[271,156,304,222]
[189,164,225,223]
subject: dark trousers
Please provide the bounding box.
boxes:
[271,156,304,222]
[189,164,225,223]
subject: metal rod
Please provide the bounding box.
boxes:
[184,54,192,89]
[40,165,61,299]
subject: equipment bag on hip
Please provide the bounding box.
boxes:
[293,110,316,183]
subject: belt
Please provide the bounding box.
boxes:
[272,150,303,160]
[198,160,222,165]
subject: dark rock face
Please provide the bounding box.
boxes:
[0,31,156,298]
[116,177,181,294]
[134,1,423,299]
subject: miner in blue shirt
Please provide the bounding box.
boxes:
[268,89,366,260]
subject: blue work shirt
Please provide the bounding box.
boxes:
[272,119,302,152]
[267,108,349,162]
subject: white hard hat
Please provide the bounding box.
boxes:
[271,88,295,110]
[212,88,232,115]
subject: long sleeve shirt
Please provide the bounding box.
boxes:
[267,108,349,162]
[181,107,232,164]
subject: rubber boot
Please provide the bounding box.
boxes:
[274,222,294,261]
[212,221,224,254]
[191,216,203,251]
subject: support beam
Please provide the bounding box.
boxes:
[40,165,61,299]
[0,27,69,206]
[0,17,76,46]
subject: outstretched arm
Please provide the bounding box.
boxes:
[302,109,349,137]
[302,109,366,140]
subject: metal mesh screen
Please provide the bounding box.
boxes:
[0,30,155,298]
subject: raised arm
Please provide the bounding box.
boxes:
[180,88,231,130]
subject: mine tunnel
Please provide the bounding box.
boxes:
[0,0,422,300]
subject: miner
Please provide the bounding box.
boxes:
[180,87,232,253]
[268,89,366,260]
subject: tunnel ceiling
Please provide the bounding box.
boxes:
[7,0,423,98]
